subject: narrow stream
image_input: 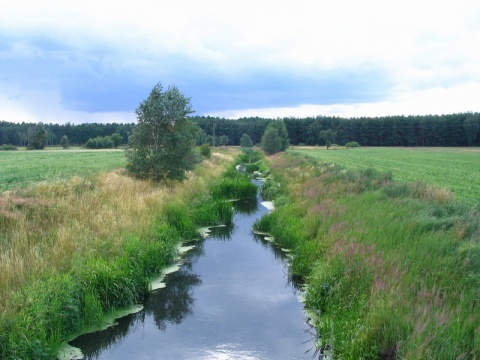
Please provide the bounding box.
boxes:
[70,184,317,359]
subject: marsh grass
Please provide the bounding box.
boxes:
[0,149,240,359]
[260,152,480,359]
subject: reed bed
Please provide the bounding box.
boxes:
[257,152,480,359]
[0,149,240,359]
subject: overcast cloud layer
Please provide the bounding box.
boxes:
[1,0,479,124]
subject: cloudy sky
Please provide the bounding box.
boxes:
[1,0,479,124]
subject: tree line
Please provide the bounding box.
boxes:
[192,112,480,147]
[1,112,479,148]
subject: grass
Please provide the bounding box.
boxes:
[258,152,480,359]
[290,147,480,206]
[0,148,126,192]
[0,149,243,359]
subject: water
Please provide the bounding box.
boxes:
[70,189,317,359]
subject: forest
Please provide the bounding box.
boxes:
[0,112,479,147]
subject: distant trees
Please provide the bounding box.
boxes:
[319,129,337,149]
[126,82,197,182]
[60,135,69,149]
[27,124,47,150]
[261,120,289,155]
[464,113,480,147]
[111,133,123,148]
[240,133,253,148]
[1,112,480,148]
[85,135,114,149]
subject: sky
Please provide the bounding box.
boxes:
[1,0,479,124]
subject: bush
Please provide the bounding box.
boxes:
[85,136,114,149]
[0,144,18,151]
[345,141,360,148]
[199,143,211,158]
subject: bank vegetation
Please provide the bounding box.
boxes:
[256,152,480,359]
[0,149,256,359]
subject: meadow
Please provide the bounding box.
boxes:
[0,149,126,192]
[290,147,480,206]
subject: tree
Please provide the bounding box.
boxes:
[260,120,289,155]
[111,132,123,148]
[60,135,69,149]
[240,133,253,148]
[28,124,47,150]
[125,83,196,182]
[319,129,337,149]
[464,113,480,146]
[195,128,209,146]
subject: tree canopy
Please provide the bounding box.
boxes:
[260,120,289,155]
[125,83,197,182]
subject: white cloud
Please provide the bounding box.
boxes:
[211,82,480,119]
[0,0,479,123]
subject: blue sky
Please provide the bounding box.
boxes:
[1,0,480,124]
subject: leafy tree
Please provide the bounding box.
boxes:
[260,120,289,155]
[111,132,123,148]
[125,83,196,182]
[240,133,253,148]
[85,135,114,149]
[28,124,47,150]
[60,135,69,149]
[319,129,337,149]
[195,128,209,146]
[217,135,229,147]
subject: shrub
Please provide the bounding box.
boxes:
[345,141,360,148]
[0,144,18,151]
[199,143,211,158]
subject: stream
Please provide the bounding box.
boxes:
[69,184,318,359]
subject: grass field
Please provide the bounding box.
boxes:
[0,149,126,192]
[259,152,480,358]
[290,147,480,206]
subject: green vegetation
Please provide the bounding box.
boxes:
[290,147,480,206]
[0,149,126,192]
[125,82,197,182]
[199,143,212,158]
[27,124,47,150]
[319,129,337,149]
[255,152,480,359]
[0,144,17,151]
[260,120,289,155]
[0,149,246,359]
[344,141,360,148]
[240,133,253,148]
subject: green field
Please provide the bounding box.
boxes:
[0,149,126,192]
[290,147,480,206]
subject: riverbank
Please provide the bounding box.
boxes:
[0,149,260,359]
[256,152,480,359]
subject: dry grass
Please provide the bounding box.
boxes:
[0,150,235,313]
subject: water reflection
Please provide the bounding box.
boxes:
[207,222,235,241]
[70,251,203,358]
[69,184,318,359]
[233,198,258,214]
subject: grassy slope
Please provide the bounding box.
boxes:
[0,149,126,192]
[258,152,480,359]
[290,147,480,206]
[0,149,242,359]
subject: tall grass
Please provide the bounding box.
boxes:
[258,152,480,359]
[0,149,240,359]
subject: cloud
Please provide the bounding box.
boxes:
[0,0,479,123]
